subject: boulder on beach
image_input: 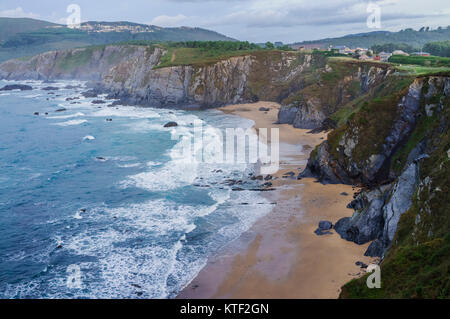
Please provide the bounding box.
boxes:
[259,107,270,112]
[164,122,178,128]
[314,220,333,236]
[318,220,333,230]
[0,84,32,91]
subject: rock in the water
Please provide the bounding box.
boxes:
[42,86,59,91]
[264,175,273,181]
[82,89,99,98]
[34,112,39,116]
[64,84,81,89]
[55,108,66,112]
[92,100,106,104]
[164,122,178,128]
[0,84,32,91]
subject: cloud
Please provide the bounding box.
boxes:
[0,7,40,19]
[150,14,188,27]
[190,0,448,30]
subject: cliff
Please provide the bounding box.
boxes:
[0,45,392,112]
[302,74,450,298]
[0,45,325,108]
[1,44,448,298]
[277,58,392,129]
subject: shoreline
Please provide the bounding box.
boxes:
[178,101,376,299]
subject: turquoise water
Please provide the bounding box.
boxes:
[0,80,272,298]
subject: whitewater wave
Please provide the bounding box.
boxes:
[53,119,87,126]
[48,112,85,119]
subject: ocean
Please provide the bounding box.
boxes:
[0,80,272,298]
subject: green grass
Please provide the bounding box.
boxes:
[389,54,450,67]
[331,76,414,127]
[55,45,105,72]
[154,46,293,69]
[394,64,450,75]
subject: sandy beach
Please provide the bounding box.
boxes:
[178,101,376,299]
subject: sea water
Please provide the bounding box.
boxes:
[0,80,272,298]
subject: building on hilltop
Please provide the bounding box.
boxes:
[392,50,409,56]
[412,52,431,56]
[378,51,392,61]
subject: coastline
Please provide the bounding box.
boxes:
[178,101,376,299]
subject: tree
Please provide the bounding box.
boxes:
[265,41,274,49]
[423,40,450,57]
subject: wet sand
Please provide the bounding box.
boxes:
[178,101,375,299]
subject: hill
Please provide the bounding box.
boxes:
[0,17,59,43]
[292,27,450,50]
[0,18,235,62]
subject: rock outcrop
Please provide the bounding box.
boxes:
[0,45,321,109]
[311,75,449,260]
[301,77,427,185]
[277,62,391,129]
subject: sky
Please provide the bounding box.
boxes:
[0,0,449,43]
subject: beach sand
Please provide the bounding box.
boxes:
[178,101,376,299]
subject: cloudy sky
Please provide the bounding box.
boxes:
[1,0,449,43]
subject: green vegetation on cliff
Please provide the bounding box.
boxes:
[389,55,450,68]
[424,41,450,57]
[154,41,268,68]
[340,81,450,299]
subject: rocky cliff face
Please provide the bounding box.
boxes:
[340,80,449,297]
[302,77,430,185]
[102,49,322,108]
[277,60,391,129]
[310,76,449,263]
[0,45,324,109]
[0,45,156,81]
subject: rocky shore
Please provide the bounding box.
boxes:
[1,45,448,298]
